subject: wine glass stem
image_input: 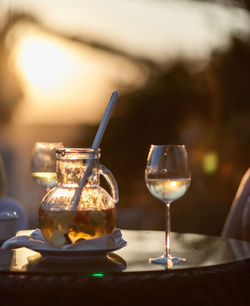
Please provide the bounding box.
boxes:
[164,201,172,257]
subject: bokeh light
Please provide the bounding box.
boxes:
[202,152,219,174]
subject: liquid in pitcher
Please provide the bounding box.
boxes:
[39,207,116,248]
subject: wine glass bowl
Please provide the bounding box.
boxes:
[145,145,191,268]
[31,142,63,190]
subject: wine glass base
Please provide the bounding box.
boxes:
[149,254,186,269]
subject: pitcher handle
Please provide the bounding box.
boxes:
[100,164,119,204]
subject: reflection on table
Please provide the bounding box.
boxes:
[1,230,250,274]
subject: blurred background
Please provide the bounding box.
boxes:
[0,0,249,234]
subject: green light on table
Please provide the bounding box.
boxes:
[91,273,104,278]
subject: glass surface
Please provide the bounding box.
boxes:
[38,148,119,248]
[145,145,191,268]
[1,230,250,274]
[31,142,63,190]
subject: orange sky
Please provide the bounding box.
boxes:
[3,0,250,61]
[12,25,144,125]
[2,0,250,125]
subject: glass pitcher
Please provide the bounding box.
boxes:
[39,148,119,248]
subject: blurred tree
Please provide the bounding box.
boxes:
[77,34,250,235]
[0,12,29,125]
[0,11,39,200]
[0,11,39,126]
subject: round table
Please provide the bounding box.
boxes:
[1,230,250,305]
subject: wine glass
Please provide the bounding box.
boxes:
[31,142,63,191]
[145,145,191,268]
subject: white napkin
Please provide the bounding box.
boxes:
[1,228,127,251]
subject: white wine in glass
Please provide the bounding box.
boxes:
[145,145,191,268]
[31,142,63,191]
[31,172,57,189]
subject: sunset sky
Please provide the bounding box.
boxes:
[1,0,250,125]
